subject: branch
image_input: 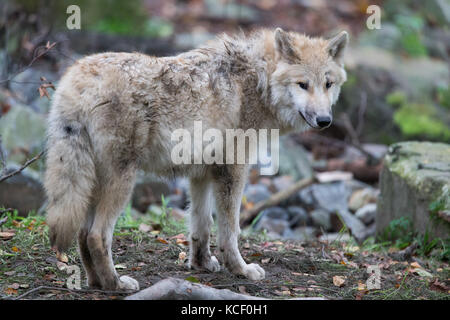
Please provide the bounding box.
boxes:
[126,277,325,300]
[239,176,316,227]
[0,150,44,183]
[10,285,135,300]
[0,41,57,85]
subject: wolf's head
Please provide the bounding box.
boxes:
[268,28,348,131]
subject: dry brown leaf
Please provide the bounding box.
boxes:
[156,237,168,244]
[0,231,15,240]
[138,223,152,232]
[333,275,346,287]
[56,252,68,263]
[4,287,18,295]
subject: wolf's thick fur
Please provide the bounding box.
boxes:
[45,28,348,290]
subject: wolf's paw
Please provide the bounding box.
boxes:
[204,256,221,272]
[242,263,265,280]
[118,275,140,291]
[190,255,221,272]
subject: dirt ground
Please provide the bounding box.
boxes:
[0,213,449,300]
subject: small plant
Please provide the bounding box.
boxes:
[378,216,415,249]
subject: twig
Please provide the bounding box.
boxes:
[355,91,367,137]
[0,41,57,85]
[0,150,44,183]
[239,176,316,226]
[11,285,137,300]
[0,135,6,174]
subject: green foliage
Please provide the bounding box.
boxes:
[394,14,428,57]
[378,217,415,249]
[387,93,450,141]
[376,217,449,261]
[386,91,408,107]
[15,0,173,38]
[436,87,450,109]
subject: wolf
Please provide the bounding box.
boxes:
[44,28,348,291]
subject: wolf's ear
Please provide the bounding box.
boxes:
[327,31,349,63]
[274,28,296,61]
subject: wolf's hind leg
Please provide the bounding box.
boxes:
[86,168,139,291]
[188,177,220,272]
[212,165,265,280]
[78,206,102,288]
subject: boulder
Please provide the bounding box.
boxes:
[377,142,450,239]
[0,168,46,216]
[278,135,313,180]
[355,203,377,225]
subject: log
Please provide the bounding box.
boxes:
[125,277,326,300]
[239,176,316,227]
[126,277,262,300]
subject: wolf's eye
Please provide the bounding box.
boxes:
[325,81,333,89]
[298,82,309,90]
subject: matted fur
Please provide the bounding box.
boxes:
[44,28,348,290]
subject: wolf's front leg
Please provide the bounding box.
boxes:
[188,177,220,272]
[212,165,265,280]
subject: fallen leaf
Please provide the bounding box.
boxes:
[19,284,29,289]
[333,275,346,287]
[156,237,168,244]
[114,263,127,270]
[261,258,270,264]
[357,281,367,291]
[11,246,20,253]
[56,252,68,263]
[9,283,20,290]
[410,262,422,269]
[176,238,189,246]
[56,261,67,271]
[4,288,18,295]
[138,223,152,233]
[178,251,187,262]
[185,276,199,283]
[238,286,248,295]
[429,279,449,293]
[0,232,15,240]
[4,271,16,276]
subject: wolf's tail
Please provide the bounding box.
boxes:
[44,117,96,253]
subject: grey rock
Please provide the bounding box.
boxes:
[311,182,352,213]
[259,207,289,221]
[0,104,46,164]
[319,232,351,243]
[244,183,271,204]
[254,216,289,237]
[271,175,294,193]
[132,172,172,212]
[355,203,377,225]
[377,142,450,239]
[0,168,45,216]
[311,209,332,231]
[286,206,309,227]
[283,226,317,241]
[278,135,313,180]
[337,209,371,243]
[348,188,379,212]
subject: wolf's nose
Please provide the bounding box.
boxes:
[316,116,332,128]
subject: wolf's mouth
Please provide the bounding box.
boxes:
[298,111,315,128]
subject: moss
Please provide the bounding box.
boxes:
[437,86,450,109]
[393,103,450,141]
[386,91,408,107]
